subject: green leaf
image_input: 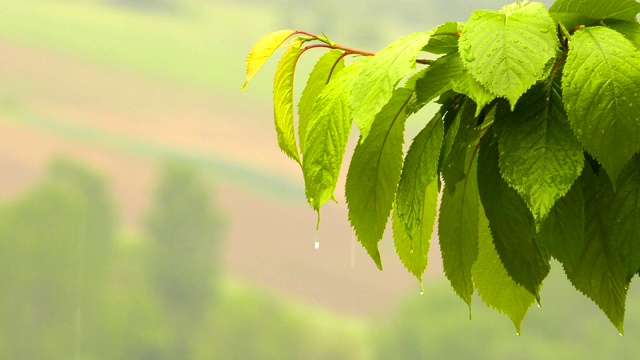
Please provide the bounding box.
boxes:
[609,22,640,49]
[459,2,557,108]
[414,52,463,107]
[477,131,550,299]
[242,29,296,90]
[298,50,345,154]
[565,167,629,333]
[423,22,461,54]
[550,0,640,30]
[273,40,303,164]
[392,181,438,281]
[351,31,432,139]
[397,114,444,235]
[472,209,536,334]
[537,177,585,271]
[452,65,497,115]
[605,154,640,280]
[438,132,480,306]
[441,98,484,193]
[563,26,640,184]
[303,58,370,211]
[498,79,584,223]
[346,88,413,269]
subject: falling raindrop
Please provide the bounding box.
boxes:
[314,240,320,250]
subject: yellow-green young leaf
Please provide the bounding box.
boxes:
[498,78,584,224]
[565,167,629,333]
[298,50,345,154]
[550,0,640,30]
[422,22,462,55]
[477,131,550,299]
[394,114,443,280]
[273,40,303,164]
[351,31,432,140]
[438,134,480,306]
[346,88,413,269]
[472,209,536,334]
[563,27,640,184]
[242,29,296,90]
[303,58,370,211]
[459,2,557,108]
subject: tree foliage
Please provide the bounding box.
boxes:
[243,0,640,332]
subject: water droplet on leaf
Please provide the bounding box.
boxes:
[464,44,472,51]
[465,53,476,62]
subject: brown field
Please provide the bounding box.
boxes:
[0,38,443,316]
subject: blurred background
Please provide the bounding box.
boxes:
[1,0,640,358]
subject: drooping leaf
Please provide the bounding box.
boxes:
[392,180,438,281]
[498,78,584,223]
[273,40,303,163]
[351,31,432,139]
[242,29,296,90]
[563,26,640,184]
[441,98,483,193]
[565,167,629,333]
[414,52,463,107]
[550,0,640,30]
[477,131,550,299]
[438,133,480,306]
[397,114,444,236]
[472,209,536,334]
[459,2,557,108]
[346,88,413,269]
[423,22,462,54]
[537,177,585,271]
[298,50,345,154]
[303,58,370,211]
[605,154,640,280]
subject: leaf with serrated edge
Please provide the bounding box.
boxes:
[351,31,431,140]
[303,58,370,211]
[392,180,438,281]
[451,56,496,115]
[609,22,640,49]
[563,27,640,184]
[565,167,629,333]
[472,209,535,334]
[273,40,303,163]
[397,114,444,238]
[423,22,461,55]
[242,29,295,90]
[550,0,640,30]
[459,2,557,108]
[298,50,345,154]
[478,131,550,299]
[346,88,412,269]
[438,134,480,306]
[537,177,585,271]
[415,52,463,108]
[498,79,584,223]
[606,154,640,280]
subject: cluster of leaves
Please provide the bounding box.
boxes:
[242,0,640,333]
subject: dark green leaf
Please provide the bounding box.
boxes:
[563,26,640,184]
[565,167,629,333]
[438,133,480,306]
[414,52,463,107]
[298,50,345,154]
[477,131,550,299]
[498,79,584,223]
[346,88,413,269]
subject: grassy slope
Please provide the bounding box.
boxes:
[0,0,278,99]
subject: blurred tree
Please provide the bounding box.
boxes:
[145,162,225,358]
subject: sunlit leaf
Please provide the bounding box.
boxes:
[242,29,295,90]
